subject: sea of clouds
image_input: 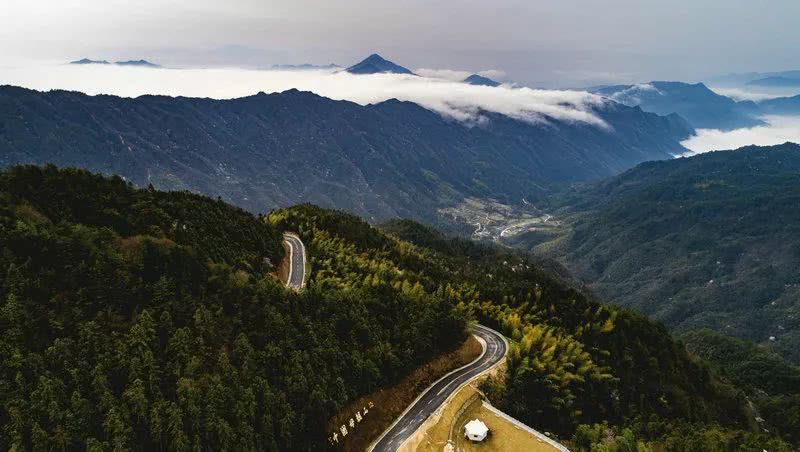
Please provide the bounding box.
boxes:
[0,63,607,126]
[4,63,800,154]
[681,115,800,154]
[710,86,800,102]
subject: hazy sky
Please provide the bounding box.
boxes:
[3,0,800,87]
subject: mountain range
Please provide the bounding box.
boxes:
[0,84,690,222]
[3,50,800,449]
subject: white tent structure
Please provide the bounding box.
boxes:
[464,418,489,442]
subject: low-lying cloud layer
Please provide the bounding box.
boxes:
[0,64,606,126]
[681,115,800,154]
[414,68,507,82]
[602,83,662,105]
[711,86,800,102]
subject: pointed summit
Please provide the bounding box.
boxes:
[463,74,501,87]
[346,53,414,75]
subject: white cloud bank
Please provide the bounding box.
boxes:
[0,64,606,126]
[681,115,800,154]
[710,86,800,102]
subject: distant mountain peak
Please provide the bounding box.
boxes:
[463,74,501,87]
[346,53,414,75]
[70,58,110,65]
[115,59,160,68]
[68,58,160,68]
[271,63,340,71]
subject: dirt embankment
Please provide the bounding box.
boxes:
[400,353,507,452]
[328,335,482,452]
[275,240,290,285]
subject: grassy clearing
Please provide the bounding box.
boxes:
[452,401,560,452]
[414,383,559,452]
[328,335,483,452]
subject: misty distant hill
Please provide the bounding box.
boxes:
[759,94,800,115]
[346,53,414,75]
[747,76,800,87]
[0,85,689,222]
[69,58,110,65]
[463,74,501,87]
[591,81,764,130]
[711,69,800,85]
[271,63,341,70]
[115,59,160,68]
[69,58,160,68]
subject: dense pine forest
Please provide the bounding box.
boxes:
[0,166,466,451]
[0,166,795,450]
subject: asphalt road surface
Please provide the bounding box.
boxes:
[370,324,508,451]
[284,234,306,290]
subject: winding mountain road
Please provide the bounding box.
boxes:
[369,324,508,451]
[283,233,306,290]
[280,234,507,450]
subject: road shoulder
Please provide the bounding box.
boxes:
[397,351,507,452]
[328,335,482,452]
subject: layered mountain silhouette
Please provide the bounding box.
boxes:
[346,53,414,75]
[0,86,690,221]
[591,81,764,130]
[711,69,800,85]
[760,94,800,115]
[746,76,800,87]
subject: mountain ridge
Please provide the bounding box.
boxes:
[0,84,690,222]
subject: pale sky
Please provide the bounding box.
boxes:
[2,0,800,87]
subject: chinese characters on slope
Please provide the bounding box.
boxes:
[329,401,374,445]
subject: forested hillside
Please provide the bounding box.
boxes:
[0,165,466,451]
[0,166,791,450]
[683,330,800,447]
[516,144,800,362]
[0,85,689,222]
